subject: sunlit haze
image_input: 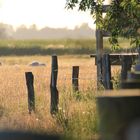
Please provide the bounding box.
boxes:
[0,0,96,30]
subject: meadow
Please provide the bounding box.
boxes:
[0,38,132,56]
[0,39,128,139]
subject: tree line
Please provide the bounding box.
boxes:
[0,23,95,40]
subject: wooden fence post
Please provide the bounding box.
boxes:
[25,72,35,114]
[97,90,140,140]
[72,66,79,92]
[96,29,103,89]
[121,55,132,81]
[95,4,111,89]
[102,54,113,89]
[50,55,59,115]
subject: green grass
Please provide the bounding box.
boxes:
[0,39,95,56]
[0,38,131,56]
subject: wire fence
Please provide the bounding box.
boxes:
[0,57,98,114]
[0,55,122,116]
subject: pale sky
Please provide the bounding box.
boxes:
[0,0,97,30]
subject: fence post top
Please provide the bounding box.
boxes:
[52,54,57,57]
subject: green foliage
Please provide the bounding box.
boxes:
[66,0,140,48]
[66,0,96,14]
[104,0,140,47]
[66,0,104,26]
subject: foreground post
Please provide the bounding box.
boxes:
[72,66,79,92]
[50,55,59,115]
[102,54,113,89]
[97,90,140,140]
[25,72,35,114]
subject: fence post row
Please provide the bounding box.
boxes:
[72,66,79,92]
[25,72,35,114]
[50,55,59,115]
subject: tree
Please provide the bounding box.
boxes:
[66,0,140,88]
[0,23,14,39]
[104,0,140,48]
[66,0,140,48]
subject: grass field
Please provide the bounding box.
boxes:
[0,55,98,139]
[0,55,121,139]
[0,38,131,56]
[0,39,124,139]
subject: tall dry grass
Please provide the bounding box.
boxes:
[0,55,102,139]
[0,55,121,140]
[0,38,129,139]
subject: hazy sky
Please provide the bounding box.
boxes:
[0,0,97,29]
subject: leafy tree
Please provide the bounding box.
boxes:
[66,0,140,48]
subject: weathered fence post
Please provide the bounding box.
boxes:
[72,66,79,92]
[25,72,35,114]
[102,54,113,89]
[96,29,103,89]
[121,55,132,81]
[50,55,59,115]
[120,52,140,89]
